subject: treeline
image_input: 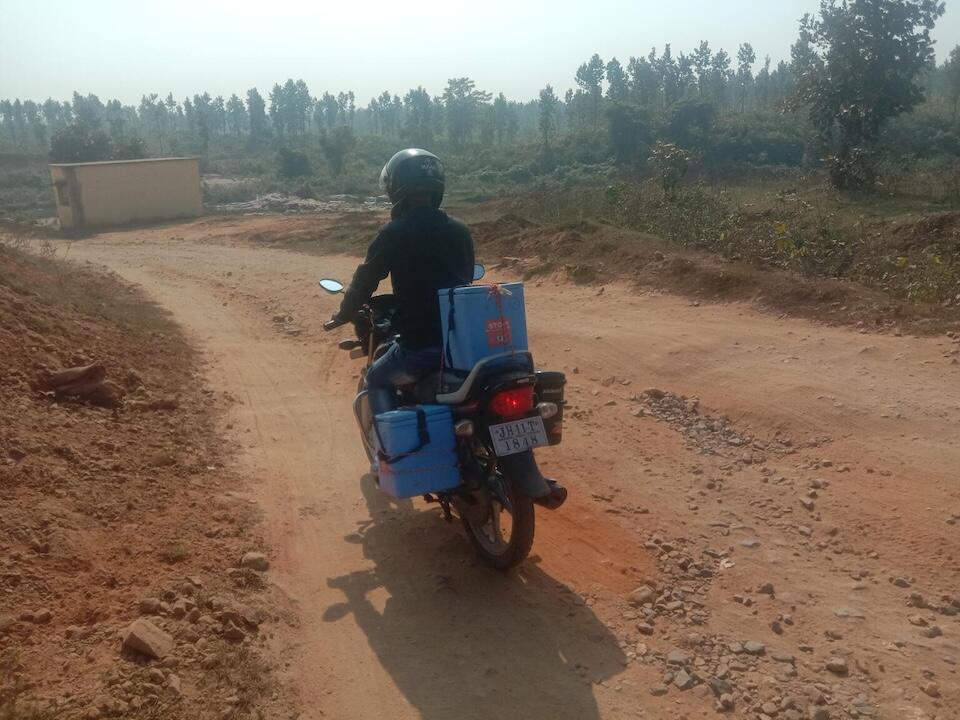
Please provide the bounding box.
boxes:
[0,45,806,155]
[2,0,960,191]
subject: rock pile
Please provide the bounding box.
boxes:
[632,389,796,461]
[211,193,389,215]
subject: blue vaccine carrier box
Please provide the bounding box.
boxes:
[439,282,529,372]
[374,405,461,498]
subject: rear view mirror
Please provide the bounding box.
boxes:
[472,264,486,281]
[319,278,345,294]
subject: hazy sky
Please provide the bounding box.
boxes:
[2,0,959,105]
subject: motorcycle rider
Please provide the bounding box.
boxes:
[332,148,471,419]
[330,148,566,508]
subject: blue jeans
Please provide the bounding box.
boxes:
[365,343,443,417]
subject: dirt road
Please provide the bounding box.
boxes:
[64,216,959,720]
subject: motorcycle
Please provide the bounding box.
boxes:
[319,266,566,569]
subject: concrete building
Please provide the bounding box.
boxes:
[49,157,202,229]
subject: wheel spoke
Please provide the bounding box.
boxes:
[464,478,533,569]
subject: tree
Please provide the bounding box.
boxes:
[692,41,713,98]
[575,54,605,128]
[337,91,353,129]
[368,91,400,136]
[538,85,559,147]
[319,92,341,131]
[649,141,693,198]
[736,43,756,111]
[565,88,590,129]
[192,92,212,151]
[653,45,680,107]
[505,102,520,143]
[479,105,496,146]
[627,55,660,108]
[50,123,114,162]
[183,97,196,133]
[113,136,148,160]
[710,49,732,107]
[945,46,960,120]
[667,100,717,149]
[269,83,286,136]
[42,98,69,134]
[267,80,311,136]
[790,0,946,190]
[22,100,45,146]
[320,126,355,175]
[0,100,14,140]
[606,58,629,101]
[8,100,25,140]
[347,91,357,128]
[492,93,510,143]
[246,88,268,143]
[72,92,104,127]
[138,94,158,133]
[607,103,651,166]
[291,80,313,134]
[442,78,491,148]
[212,95,227,135]
[755,56,773,108]
[677,53,695,99]
[403,86,434,145]
[104,99,126,138]
[226,94,248,136]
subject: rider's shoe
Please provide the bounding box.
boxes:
[534,479,567,510]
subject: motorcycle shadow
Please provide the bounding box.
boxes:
[323,474,626,720]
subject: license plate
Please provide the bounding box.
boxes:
[489,416,548,457]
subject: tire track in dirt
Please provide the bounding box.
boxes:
[67,240,659,720]
[63,221,960,719]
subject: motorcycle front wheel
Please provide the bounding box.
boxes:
[461,477,535,570]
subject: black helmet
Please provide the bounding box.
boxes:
[379,148,445,214]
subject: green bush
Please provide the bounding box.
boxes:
[49,123,114,163]
[276,147,312,178]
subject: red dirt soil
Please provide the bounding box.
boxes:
[40,213,960,720]
[0,244,293,719]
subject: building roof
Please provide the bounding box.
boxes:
[49,157,198,168]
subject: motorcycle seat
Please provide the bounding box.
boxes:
[409,370,468,404]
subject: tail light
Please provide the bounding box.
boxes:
[490,386,535,419]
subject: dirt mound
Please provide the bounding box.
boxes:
[470,212,539,237]
[233,214,383,256]
[0,244,292,719]
[886,210,960,250]
[472,212,960,334]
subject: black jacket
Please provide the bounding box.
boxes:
[338,207,475,348]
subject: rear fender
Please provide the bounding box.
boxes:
[500,459,551,499]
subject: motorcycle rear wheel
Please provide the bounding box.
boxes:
[462,478,535,570]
